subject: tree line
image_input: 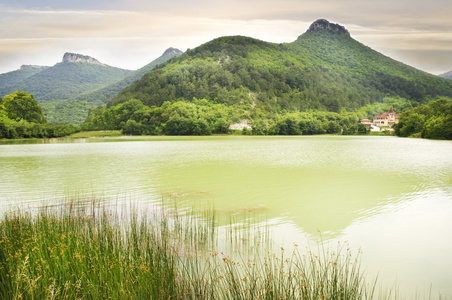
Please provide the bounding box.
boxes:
[81,97,376,136]
[2,91,450,140]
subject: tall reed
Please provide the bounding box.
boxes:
[0,200,377,299]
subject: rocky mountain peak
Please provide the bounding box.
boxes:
[162,47,183,56]
[306,19,350,36]
[62,52,106,66]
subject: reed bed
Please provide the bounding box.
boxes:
[0,200,376,299]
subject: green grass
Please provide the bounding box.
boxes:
[68,130,123,138]
[0,200,381,299]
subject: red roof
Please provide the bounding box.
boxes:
[374,107,399,118]
[375,112,400,118]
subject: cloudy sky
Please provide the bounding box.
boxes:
[1,0,452,75]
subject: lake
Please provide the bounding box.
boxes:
[1,135,451,297]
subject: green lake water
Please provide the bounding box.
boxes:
[1,135,451,297]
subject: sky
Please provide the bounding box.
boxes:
[1,0,452,75]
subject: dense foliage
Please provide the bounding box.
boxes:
[2,91,46,124]
[74,48,183,107]
[0,67,48,92]
[0,92,78,139]
[82,99,243,135]
[110,30,452,117]
[41,99,92,125]
[394,98,452,140]
[81,98,381,136]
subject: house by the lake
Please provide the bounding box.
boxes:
[359,107,399,131]
[372,107,399,127]
[359,119,372,126]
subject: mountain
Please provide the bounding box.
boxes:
[73,48,183,106]
[41,48,183,124]
[1,53,133,102]
[0,65,49,94]
[439,71,452,80]
[110,19,452,114]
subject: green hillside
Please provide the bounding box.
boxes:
[110,19,452,114]
[40,49,182,124]
[74,48,183,106]
[0,66,49,95]
[10,62,132,102]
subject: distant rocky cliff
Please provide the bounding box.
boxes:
[62,52,106,66]
[307,19,350,35]
[20,65,48,70]
[162,47,183,57]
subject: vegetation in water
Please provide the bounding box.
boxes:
[0,200,379,299]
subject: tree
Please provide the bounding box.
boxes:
[213,118,230,134]
[325,121,341,134]
[122,119,144,135]
[422,115,452,140]
[357,123,368,134]
[394,98,452,140]
[394,112,425,137]
[3,91,47,124]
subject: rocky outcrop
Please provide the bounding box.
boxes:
[20,65,48,70]
[306,19,350,36]
[62,52,106,66]
[162,47,183,57]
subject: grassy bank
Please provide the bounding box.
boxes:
[0,201,375,299]
[68,130,123,138]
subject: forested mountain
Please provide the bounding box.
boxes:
[0,65,49,93]
[110,19,452,114]
[439,71,452,80]
[2,54,132,102]
[42,48,182,124]
[72,48,183,107]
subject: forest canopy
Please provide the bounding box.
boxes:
[81,97,383,136]
[394,98,452,140]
